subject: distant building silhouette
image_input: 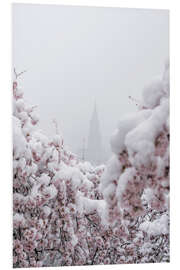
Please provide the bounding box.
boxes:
[87,102,103,165]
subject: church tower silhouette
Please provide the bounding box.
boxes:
[87,102,103,165]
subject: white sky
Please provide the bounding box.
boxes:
[13,4,169,159]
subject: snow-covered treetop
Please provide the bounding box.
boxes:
[100,61,169,223]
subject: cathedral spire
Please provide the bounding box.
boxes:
[87,102,103,165]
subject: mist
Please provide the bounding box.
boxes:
[13,4,169,163]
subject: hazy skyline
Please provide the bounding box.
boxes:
[13,4,169,162]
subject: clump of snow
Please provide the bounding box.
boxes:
[16,98,25,112]
[102,182,116,204]
[18,157,26,171]
[38,174,51,186]
[31,184,41,198]
[140,214,169,236]
[14,86,23,99]
[43,206,51,217]
[110,110,152,155]
[142,188,154,205]
[99,155,122,193]
[29,110,39,124]
[142,78,164,109]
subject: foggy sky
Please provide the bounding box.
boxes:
[12,4,169,161]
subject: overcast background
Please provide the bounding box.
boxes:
[13,4,169,162]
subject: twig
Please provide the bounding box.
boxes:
[14,68,27,79]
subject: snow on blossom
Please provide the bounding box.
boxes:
[125,99,169,167]
[99,155,122,193]
[53,134,63,147]
[78,195,108,226]
[116,167,136,202]
[13,213,26,227]
[43,184,58,200]
[13,116,26,158]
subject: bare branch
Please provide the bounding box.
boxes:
[14,68,27,79]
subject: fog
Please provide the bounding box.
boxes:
[13,4,169,162]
